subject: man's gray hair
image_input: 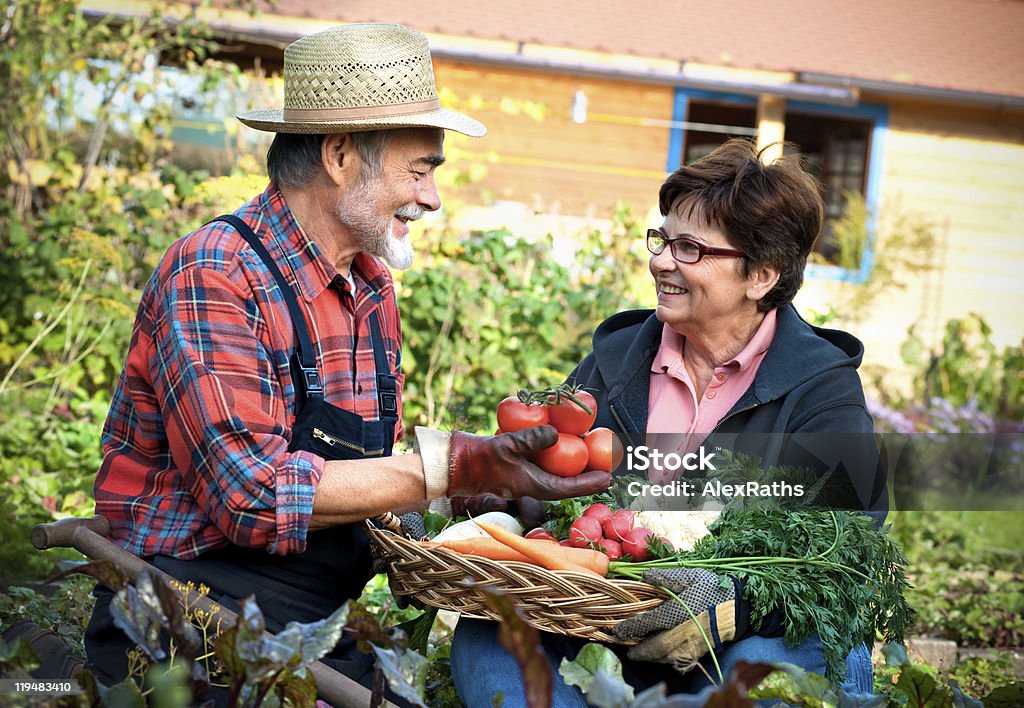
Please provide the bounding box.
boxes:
[266,130,391,187]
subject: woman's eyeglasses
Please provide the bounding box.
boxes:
[646,229,746,264]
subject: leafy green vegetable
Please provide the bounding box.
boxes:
[422,509,453,539]
[611,498,915,683]
[559,643,635,705]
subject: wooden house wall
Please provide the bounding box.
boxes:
[797,98,1024,388]
[433,60,671,218]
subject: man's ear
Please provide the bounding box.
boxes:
[746,264,781,302]
[321,133,360,187]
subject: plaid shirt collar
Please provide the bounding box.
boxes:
[255,183,395,304]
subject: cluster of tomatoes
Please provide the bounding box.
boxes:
[495,387,621,478]
[523,503,671,561]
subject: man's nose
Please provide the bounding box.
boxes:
[417,175,441,212]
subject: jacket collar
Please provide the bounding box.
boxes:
[592,304,865,433]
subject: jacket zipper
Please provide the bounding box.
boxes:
[706,402,760,440]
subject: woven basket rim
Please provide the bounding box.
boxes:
[365,520,667,644]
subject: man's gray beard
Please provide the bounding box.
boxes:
[336,176,418,271]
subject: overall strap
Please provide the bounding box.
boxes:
[367,310,399,425]
[208,215,324,401]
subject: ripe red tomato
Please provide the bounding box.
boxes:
[525,528,558,543]
[534,433,589,477]
[496,396,549,432]
[583,427,623,472]
[546,390,597,436]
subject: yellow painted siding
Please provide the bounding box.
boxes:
[433,60,671,217]
[798,100,1024,394]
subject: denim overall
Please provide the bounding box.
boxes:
[87,215,400,696]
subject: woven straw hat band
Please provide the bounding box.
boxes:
[283,24,439,114]
[237,23,486,137]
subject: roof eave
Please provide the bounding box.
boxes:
[800,72,1024,111]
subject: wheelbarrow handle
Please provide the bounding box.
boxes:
[31,515,392,708]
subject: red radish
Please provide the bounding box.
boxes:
[659,536,675,554]
[597,538,623,560]
[525,528,558,543]
[602,509,635,542]
[569,516,604,548]
[622,527,656,561]
[582,503,614,525]
[559,539,573,547]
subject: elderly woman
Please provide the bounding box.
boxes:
[451,139,883,705]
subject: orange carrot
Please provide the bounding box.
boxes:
[439,537,534,563]
[475,521,610,576]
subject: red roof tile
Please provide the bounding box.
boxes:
[243,0,1024,98]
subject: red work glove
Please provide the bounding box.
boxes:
[448,425,611,500]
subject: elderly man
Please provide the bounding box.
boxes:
[85,23,610,697]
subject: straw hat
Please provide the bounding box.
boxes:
[238,23,486,137]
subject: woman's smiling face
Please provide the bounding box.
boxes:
[649,200,758,337]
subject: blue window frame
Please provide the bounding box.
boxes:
[666,89,889,284]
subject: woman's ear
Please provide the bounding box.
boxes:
[746,264,781,302]
[321,133,361,187]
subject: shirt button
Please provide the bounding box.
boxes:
[715,373,726,381]
[707,390,717,399]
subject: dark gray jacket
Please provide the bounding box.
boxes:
[567,304,888,514]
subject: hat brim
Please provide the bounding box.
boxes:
[236,107,486,137]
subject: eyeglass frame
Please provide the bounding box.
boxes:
[646,228,746,264]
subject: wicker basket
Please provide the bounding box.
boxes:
[365,515,667,645]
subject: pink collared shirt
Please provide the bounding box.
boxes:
[646,309,778,483]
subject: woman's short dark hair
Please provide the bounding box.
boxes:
[658,138,824,312]
[266,130,391,187]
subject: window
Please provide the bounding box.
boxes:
[682,101,756,164]
[784,112,872,264]
[674,97,880,271]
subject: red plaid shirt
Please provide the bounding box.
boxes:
[94,184,404,558]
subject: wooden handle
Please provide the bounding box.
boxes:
[30,515,391,707]
[31,514,112,550]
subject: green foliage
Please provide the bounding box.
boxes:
[215,596,347,707]
[0,575,96,658]
[887,511,1024,649]
[0,0,252,587]
[399,202,647,433]
[806,192,938,327]
[899,314,1024,421]
[945,653,1021,699]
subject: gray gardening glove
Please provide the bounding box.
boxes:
[614,568,742,674]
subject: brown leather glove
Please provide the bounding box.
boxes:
[448,425,612,500]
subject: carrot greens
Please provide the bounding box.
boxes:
[609,498,915,683]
